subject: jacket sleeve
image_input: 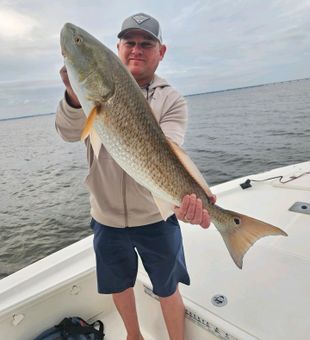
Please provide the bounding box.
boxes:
[55,93,86,142]
[158,87,188,146]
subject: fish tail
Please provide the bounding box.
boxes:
[213,209,288,269]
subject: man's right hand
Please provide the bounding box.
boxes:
[174,193,216,229]
[59,66,81,108]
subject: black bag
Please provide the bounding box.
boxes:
[33,316,105,340]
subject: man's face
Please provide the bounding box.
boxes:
[117,30,166,86]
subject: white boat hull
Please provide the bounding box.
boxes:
[0,162,309,339]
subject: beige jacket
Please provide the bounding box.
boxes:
[55,74,188,227]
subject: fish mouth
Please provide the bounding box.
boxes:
[60,22,77,57]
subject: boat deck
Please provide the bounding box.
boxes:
[0,162,309,339]
[177,162,310,339]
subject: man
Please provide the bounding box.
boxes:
[56,13,214,340]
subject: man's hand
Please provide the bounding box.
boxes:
[174,194,216,229]
[59,65,81,108]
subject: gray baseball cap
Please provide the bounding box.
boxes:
[118,13,163,43]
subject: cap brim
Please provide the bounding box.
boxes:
[117,28,161,42]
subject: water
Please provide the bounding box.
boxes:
[0,79,309,279]
[185,78,310,185]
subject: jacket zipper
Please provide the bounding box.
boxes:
[122,171,128,226]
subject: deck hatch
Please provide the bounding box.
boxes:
[289,202,310,215]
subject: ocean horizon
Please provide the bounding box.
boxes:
[0,77,309,279]
[1,77,309,121]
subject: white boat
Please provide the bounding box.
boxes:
[0,161,309,340]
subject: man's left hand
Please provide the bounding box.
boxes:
[174,194,216,229]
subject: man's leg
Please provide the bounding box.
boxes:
[159,287,185,340]
[113,287,144,340]
[91,221,142,338]
[133,217,189,339]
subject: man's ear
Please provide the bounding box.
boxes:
[159,44,167,61]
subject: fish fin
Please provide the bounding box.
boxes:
[151,193,175,221]
[90,130,102,159]
[81,106,99,141]
[166,138,213,197]
[214,210,288,269]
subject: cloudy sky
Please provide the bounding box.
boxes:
[0,0,310,117]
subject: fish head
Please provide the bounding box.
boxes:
[60,23,115,105]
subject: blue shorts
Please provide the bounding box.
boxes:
[91,215,190,297]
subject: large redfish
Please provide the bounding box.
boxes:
[60,23,287,269]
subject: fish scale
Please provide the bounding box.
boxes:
[96,69,205,205]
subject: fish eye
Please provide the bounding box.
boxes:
[74,35,83,45]
[233,217,241,225]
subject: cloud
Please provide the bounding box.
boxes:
[0,0,309,95]
[159,0,310,93]
[170,1,204,27]
[0,7,39,39]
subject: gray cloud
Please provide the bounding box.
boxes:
[0,0,309,99]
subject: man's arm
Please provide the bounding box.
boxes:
[158,88,215,228]
[159,93,187,146]
[59,66,81,108]
[55,66,86,142]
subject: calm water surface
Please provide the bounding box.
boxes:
[1,79,309,279]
